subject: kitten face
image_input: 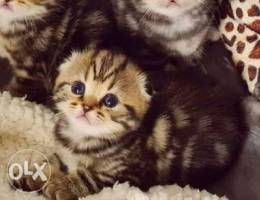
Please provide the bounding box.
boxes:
[133,0,214,18]
[54,50,151,141]
[0,0,55,29]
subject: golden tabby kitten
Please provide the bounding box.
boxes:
[15,50,248,200]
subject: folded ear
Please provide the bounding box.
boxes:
[144,77,154,97]
[136,72,154,102]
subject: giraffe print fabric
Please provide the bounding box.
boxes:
[219,0,260,97]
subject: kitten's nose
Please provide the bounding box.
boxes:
[83,97,98,111]
[83,105,92,113]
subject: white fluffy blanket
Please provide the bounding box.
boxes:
[0,92,227,200]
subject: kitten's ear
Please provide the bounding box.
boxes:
[137,73,154,101]
[145,78,154,96]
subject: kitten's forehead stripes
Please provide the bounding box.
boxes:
[90,50,129,85]
[81,50,99,81]
[107,58,129,90]
[94,52,114,81]
[91,51,114,82]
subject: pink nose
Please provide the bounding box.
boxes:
[83,105,92,113]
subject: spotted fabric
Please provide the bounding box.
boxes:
[219,0,260,95]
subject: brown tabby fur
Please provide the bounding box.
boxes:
[14,49,248,200]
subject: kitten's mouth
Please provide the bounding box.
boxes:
[76,112,98,126]
[162,0,179,8]
[76,114,91,124]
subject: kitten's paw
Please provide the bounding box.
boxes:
[12,174,47,192]
[43,177,78,200]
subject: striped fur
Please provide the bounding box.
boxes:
[112,0,219,58]
[0,0,219,104]
[13,50,248,199]
[0,0,115,103]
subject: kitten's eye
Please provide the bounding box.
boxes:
[71,81,85,96]
[102,94,119,108]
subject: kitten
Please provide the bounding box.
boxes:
[15,50,248,200]
[0,0,219,103]
[112,0,220,58]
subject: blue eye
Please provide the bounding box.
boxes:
[102,94,119,108]
[71,81,85,95]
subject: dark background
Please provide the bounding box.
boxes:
[0,41,259,199]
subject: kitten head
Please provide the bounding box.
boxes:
[122,0,216,19]
[0,0,56,30]
[54,50,152,141]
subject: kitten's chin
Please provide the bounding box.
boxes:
[75,115,100,126]
[66,115,129,140]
